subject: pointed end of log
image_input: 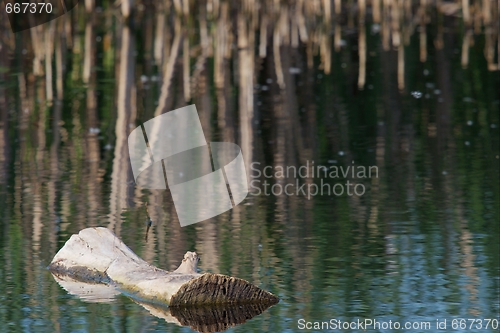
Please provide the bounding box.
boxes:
[170,273,279,307]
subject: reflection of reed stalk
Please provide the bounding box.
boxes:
[358,0,366,89]
[60,0,67,13]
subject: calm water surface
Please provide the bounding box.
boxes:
[0,2,499,332]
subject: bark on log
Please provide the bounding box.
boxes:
[48,227,279,307]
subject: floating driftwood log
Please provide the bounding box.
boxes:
[48,227,279,308]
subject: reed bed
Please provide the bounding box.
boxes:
[0,1,498,97]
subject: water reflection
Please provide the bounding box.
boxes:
[51,274,277,333]
[0,0,499,332]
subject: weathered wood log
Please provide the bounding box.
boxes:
[48,227,279,307]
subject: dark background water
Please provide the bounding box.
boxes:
[0,1,499,332]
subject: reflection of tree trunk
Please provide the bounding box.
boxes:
[48,100,62,254]
[435,15,454,155]
[155,18,182,117]
[32,96,47,253]
[45,22,55,103]
[83,20,94,84]
[31,26,44,76]
[55,19,65,100]
[183,38,191,102]
[141,192,158,263]
[397,44,405,91]
[238,13,254,181]
[320,29,332,75]
[419,1,427,63]
[358,8,366,89]
[83,17,102,226]
[196,219,219,272]
[195,68,219,272]
[154,191,168,268]
[142,5,154,76]
[0,43,9,186]
[215,3,235,144]
[373,0,381,22]
[121,0,134,19]
[168,205,188,271]
[109,25,136,236]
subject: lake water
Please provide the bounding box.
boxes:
[0,1,499,332]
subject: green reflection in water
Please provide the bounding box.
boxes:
[0,1,499,333]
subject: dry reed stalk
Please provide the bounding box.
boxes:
[291,12,299,48]
[462,0,470,24]
[55,20,65,100]
[121,0,134,19]
[214,3,227,89]
[212,0,220,19]
[183,38,191,101]
[280,6,290,47]
[359,0,366,18]
[461,29,472,68]
[485,27,497,70]
[173,0,182,14]
[373,0,381,22]
[358,4,366,89]
[419,0,427,62]
[472,3,480,33]
[83,21,93,84]
[297,0,309,43]
[402,0,413,46]
[323,0,331,23]
[335,0,341,15]
[200,14,210,56]
[182,0,190,16]
[382,0,391,50]
[31,26,44,76]
[85,0,95,13]
[391,0,401,48]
